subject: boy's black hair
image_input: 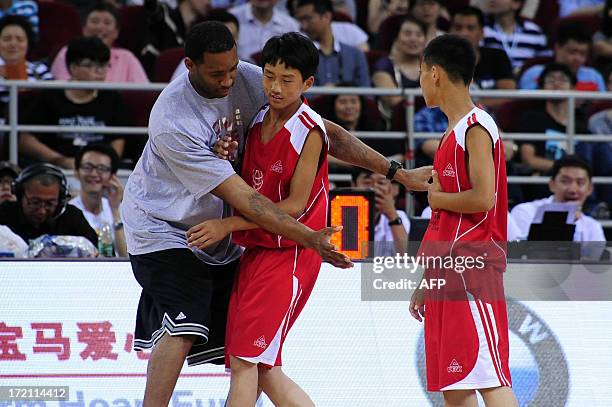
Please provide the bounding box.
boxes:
[422,34,476,86]
[0,15,35,48]
[261,32,319,81]
[185,21,235,64]
[555,22,591,46]
[85,2,120,28]
[296,0,333,15]
[551,155,592,180]
[452,6,485,28]
[538,62,577,88]
[75,143,120,174]
[65,36,110,70]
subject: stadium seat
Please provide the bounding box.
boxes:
[250,51,263,66]
[377,13,409,51]
[548,14,603,42]
[586,101,612,119]
[365,49,388,74]
[153,47,184,83]
[497,100,544,133]
[32,1,81,62]
[391,98,426,131]
[533,0,560,33]
[119,90,160,167]
[354,0,369,33]
[332,11,353,22]
[116,5,146,57]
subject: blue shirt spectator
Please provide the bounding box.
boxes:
[295,0,370,87]
[414,106,447,134]
[313,39,370,87]
[520,65,606,91]
[518,23,606,91]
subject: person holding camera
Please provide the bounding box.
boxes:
[69,144,127,257]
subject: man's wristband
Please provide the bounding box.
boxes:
[386,160,402,180]
[388,217,403,226]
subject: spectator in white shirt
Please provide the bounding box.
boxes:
[70,143,127,257]
[353,169,410,256]
[229,0,300,62]
[510,155,606,242]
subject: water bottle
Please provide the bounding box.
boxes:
[98,222,114,257]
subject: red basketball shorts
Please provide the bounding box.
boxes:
[225,245,322,368]
[424,267,512,391]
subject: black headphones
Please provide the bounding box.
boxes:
[11,163,70,219]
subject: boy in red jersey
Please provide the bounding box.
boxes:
[410,34,519,407]
[187,32,328,406]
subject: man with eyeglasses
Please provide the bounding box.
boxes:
[69,144,127,257]
[516,62,593,201]
[18,36,127,170]
[0,163,98,246]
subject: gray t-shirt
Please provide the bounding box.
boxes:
[121,61,266,264]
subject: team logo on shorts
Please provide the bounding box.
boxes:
[253,169,264,191]
[442,163,455,177]
[447,359,462,373]
[254,335,267,349]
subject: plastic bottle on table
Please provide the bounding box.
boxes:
[98,223,114,257]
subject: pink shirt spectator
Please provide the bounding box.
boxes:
[51,46,149,83]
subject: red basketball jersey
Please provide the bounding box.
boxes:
[422,107,507,256]
[233,103,329,249]
[420,107,512,392]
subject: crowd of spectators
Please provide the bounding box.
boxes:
[0,0,611,253]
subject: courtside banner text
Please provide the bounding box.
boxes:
[0,261,611,406]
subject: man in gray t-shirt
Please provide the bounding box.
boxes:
[122,60,265,265]
[121,22,433,406]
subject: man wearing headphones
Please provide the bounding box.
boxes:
[0,163,98,245]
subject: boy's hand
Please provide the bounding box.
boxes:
[213,138,239,160]
[427,170,442,210]
[409,288,425,322]
[186,219,231,249]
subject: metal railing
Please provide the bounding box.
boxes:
[3,81,612,189]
